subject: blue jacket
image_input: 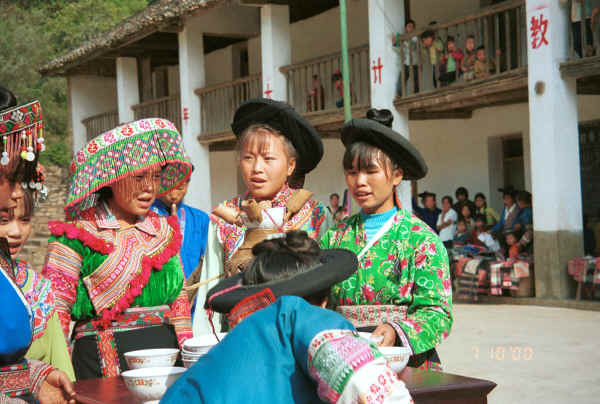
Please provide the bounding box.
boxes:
[151,200,209,278]
[412,198,441,233]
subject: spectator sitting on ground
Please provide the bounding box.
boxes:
[492,186,521,236]
[325,192,346,228]
[453,186,476,219]
[474,192,499,227]
[437,195,457,250]
[462,35,477,81]
[470,214,488,247]
[413,191,441,233]
[461,204,474,234]
[439,36,463,87]
[453,219,469,245]
[505,230,521,259]
[513,190,532,233]
[474,46,498,79]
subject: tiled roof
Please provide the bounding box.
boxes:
[39,0,222,76]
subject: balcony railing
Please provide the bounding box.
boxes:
[196,75,262,136]
[394,0,526,98]
[132,95,182,132]
[82,110,118,141]
[280,45,370,115]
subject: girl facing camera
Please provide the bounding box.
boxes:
[320,108,453,371]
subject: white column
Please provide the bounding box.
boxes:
[368,0,412,211]
[68,75,118,153]
[179,21,212,212]
[260,4,291,101]
[526,0,583,298]
[115,57,139,123]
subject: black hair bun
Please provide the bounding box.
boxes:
[0,85,17,111]
[252,230,319,258]
[366,108,393,128]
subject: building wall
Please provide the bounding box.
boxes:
[409,0,481,29]
[209,150,238,208]
[290,0,369,64]
[305,138,348,206]
[205,46,234,86]
[68,75,118,154]
[248,36,262,75]
[408,95,600,214]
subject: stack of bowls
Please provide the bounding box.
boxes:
[181,333,227,368]
[122,348,185,403]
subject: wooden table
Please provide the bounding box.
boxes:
[74,368,496,404]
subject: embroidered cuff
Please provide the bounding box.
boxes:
[387,322,414,356]
[28,359,54,397]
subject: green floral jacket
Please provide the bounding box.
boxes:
[320,208,453,355]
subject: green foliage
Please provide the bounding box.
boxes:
[0,0,148,167]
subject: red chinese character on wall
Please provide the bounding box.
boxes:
[530,14,549,49]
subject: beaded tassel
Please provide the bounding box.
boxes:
[1,135,8,166]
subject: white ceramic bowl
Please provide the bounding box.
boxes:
[182,359,196,369]
[124,348,180,370]
[378,346,411,373]
[182,333,227,354]
[121,366,186,404]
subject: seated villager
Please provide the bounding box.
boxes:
[461,204,475,234]
[474,192,499,227]
[412,191,441,233]
[150,173,210,305]
[453,187,476,219]
[161,231,413,404]
[320,108,452,371]
[491,186,521,240]
[192,98,327,336]
[1,190,75,380]
[43,118,193,380]
[437,196,457,250]
[453,219,470,246]
[0,86,74,404]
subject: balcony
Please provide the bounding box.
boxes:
[82,110,119,141]
[196,74,262,149]
[132,95,182,132]
[393,0,529,119]
[280,45,371,134]
[560,10,600,95]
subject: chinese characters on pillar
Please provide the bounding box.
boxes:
[264,83,273,99]
[529,12,549,50]
[183,107,190,121]
[372,57,383,84]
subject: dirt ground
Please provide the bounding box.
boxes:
[436,303,600,403]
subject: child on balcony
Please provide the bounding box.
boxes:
[420,30,443,88]
[462,35,477,81]
[394,19,419,95]
[439,36,463,87]
[474,46,498,79]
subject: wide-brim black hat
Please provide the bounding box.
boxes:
[341,118,428,180]
[418,191,436,198]
[205,249,357,313]
[231,98,323,176]
[498,186,517,196]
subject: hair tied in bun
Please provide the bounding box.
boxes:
[366,108,393,128]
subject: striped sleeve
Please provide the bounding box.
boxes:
[42,240,82,341]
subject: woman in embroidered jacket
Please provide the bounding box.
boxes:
[192,98,327,336]
[43,118,194,380]
[320,109,453,370]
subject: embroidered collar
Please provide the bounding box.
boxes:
[242,184,293,208]
[96,201,158,236]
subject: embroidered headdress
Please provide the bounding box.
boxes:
[65,118,192,219]
[0,86,46,195]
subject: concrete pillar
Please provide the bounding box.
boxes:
[115,57,139,124]
[368,0,412,211]
[179,21,212,212]
[526,0,583,299]
[68,75,118,154]
[260,4,291,101]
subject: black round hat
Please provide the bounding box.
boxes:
[341,116,428,180]
[231,98,324,176]
[205,249,357,314]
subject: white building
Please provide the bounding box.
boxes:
[40,0,600,301]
